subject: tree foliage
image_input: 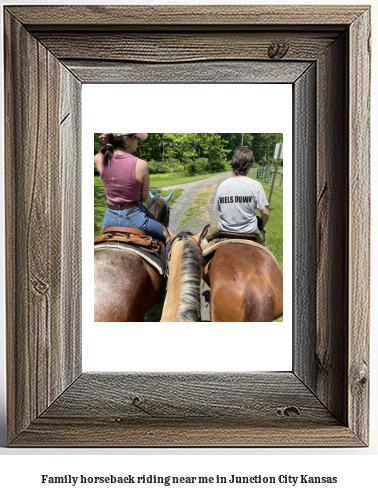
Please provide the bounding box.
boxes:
[94,133,283,176]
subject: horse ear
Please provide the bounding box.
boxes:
[164,191,174,203]
[149,191,155,199]
[195,224,210,246]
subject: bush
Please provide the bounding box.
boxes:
[165,158,183,175]
[148,160,169,174]
[209,159,228,172]
[186,160,196,176]
[148,158,184,175]
[194,157,209,173]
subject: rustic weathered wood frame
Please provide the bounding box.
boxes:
[4,5,370,447]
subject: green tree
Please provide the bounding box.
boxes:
[252,133,283,163]
[94,133,101,155]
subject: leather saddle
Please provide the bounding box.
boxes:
[217,231,258,242]
[94,226,163,251]
[94,227,167,276]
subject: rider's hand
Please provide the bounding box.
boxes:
[99,133,110,145]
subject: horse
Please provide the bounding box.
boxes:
[160,226,209,322]
[202,238,283,322]
[94,192,173,322]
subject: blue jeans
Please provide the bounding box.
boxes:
[102,204,166,242]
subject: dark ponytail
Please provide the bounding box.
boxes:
[100,134,130,167]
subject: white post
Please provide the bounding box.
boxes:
[268,143,283,206]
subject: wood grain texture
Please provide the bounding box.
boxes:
[66,60,311,84]
[41,373,336,422]
[5,11,62,442]
[11,373,363,447]
[60,69,82,388]
[7,5,367,29]
[4,11,81,443]
[11,419,363,448]
[348,9,371,445]
[316,34,349,426]
[4,5,370,447]
[36,32,339,63]
[293,65,316,390]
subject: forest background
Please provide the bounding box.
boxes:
[94,133,283,177]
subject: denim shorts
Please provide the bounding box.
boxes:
[102,204,166,242]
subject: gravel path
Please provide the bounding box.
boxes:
[151,172,231,235]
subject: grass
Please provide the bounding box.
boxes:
[178,184,213,229]
[248,169,283,271]
[94,177,107,236]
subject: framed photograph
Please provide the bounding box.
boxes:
[4,5,370,447]
[87,89,291,368]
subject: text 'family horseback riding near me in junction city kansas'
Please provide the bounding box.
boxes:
[41,474,338,486]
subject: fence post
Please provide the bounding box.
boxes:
[268,144,282,205]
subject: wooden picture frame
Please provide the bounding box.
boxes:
[4,5,370,447]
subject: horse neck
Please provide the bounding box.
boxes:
[161,237,202,322]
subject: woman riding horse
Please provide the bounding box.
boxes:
[94,133,171,244]
[94,133,173,322]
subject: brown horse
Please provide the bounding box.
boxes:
[203,240,283,322]
[94,194,173,322]
[161,226,209,322]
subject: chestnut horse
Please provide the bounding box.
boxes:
[161,226,209,322]
[94,194,173,322]
[203,241,283,322]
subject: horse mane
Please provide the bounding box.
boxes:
[176,233,202,322]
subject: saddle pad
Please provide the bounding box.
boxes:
[202,238,277,263]
[94,240,167,276]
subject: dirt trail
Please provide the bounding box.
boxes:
[151,172,231,235]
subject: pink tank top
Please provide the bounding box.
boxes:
[101,153,142,205]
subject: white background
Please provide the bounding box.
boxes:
[83,83,292,372]
[1,0,377,498]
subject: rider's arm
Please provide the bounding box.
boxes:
[260,206,270,232]
[136,159,150,202]
[94,153,102,175]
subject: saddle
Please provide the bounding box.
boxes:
[94,227,168,276]
[94,226,162,250]
[217,231,258,242]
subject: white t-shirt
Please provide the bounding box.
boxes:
[213,176,268,233]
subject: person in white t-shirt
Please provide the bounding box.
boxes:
[208,146,269,245]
